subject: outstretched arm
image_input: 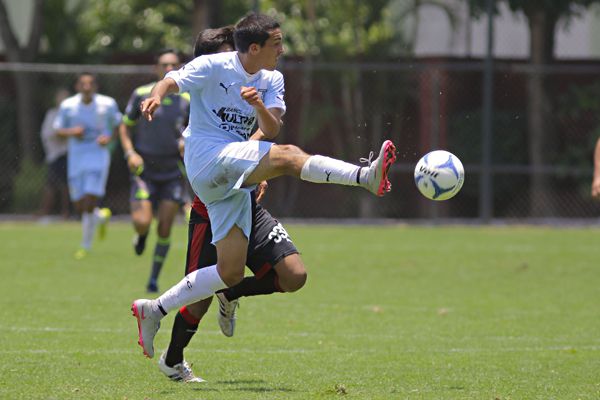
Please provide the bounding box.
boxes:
[140,78,180,121]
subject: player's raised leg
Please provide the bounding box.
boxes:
[244,140,397,196]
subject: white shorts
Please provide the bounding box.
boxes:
[187,140,274,243]
[68,169,109,201]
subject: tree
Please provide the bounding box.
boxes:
[469,0,600,216]
[0,0,44,161]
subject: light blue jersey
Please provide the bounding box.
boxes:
[54,93,122,200]
[165,51,286,243]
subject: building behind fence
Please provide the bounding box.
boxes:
[1,60,600,220]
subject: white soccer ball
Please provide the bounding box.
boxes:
[414,150,464,201]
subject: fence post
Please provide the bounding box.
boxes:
[480,0,495,222]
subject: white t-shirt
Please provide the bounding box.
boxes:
[40,107,68,163]
[167,51,285,143]
[166,51,285,183]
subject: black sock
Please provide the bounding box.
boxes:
[165,307,199,367]
[149,236,170,282]
[222,269,283,301]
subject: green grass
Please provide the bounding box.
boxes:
[1,222,599,399]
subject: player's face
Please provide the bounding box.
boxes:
[257,28,284,70]
[76,75,97,96]
[156,52,181,79]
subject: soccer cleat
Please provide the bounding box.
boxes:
[73,248,87,260]
[360,140,397,197]
[158,352,206,383]
[133,233,148,256]
[96,208,111,240]
[131,299,162,358]
[216,292,238,337]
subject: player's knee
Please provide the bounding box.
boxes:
[219,269,244,287]
[280,269,307,293]
[272,144,306,173]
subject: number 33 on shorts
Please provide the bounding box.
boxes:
[268,223,292,243]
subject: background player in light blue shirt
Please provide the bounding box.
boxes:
[54,73,122,259]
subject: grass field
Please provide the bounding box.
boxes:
[1,221,599,399]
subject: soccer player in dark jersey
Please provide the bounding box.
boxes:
[119,49,190,292]
[155,26,307,382]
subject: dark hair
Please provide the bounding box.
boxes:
[154,48,181,64]
[193,26,235,57]
[233,12,280,53]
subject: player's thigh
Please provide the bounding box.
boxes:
[244,144,309,185]
[190,140,273,204]
[155,178,185,235]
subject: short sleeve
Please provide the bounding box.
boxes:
[166,56,211,93]
[263,71,286,115]
[109,99,123,129]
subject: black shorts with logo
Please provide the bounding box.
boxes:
[184,193,298,277]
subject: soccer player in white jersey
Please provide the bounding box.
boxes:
[131,12,397,359]
[54,73,122,259]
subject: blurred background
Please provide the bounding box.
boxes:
[2,0,600,221]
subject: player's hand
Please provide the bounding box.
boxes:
[140,95,162,121]
[71,126,85,139]
[127,152,144,174]
[241,86,263,108]
[96,134,111,146]
[592,177,600,200]
[256,180,268,203]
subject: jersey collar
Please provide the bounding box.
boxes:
[234,52,262,83]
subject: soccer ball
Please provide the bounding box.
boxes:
[414,150,464,201]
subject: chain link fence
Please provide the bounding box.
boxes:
[1,60,600,220]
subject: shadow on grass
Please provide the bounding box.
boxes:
[186,379,296,393]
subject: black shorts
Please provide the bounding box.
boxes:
[129,174,185,207]
[47,155,67,186]
[185,194,298,277]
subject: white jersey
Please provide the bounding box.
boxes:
[167,51,285,143]
[54,93,122,178]
[166,52,285,183]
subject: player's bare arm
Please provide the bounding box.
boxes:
[241,86,282,138]
[592,137,600,199]
[118,123,144,172]
[56,126,84,139]
[140,78,180,121]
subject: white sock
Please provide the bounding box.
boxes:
[156,265,226,314]
[300,155,363,186]
[81,212,96,249]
